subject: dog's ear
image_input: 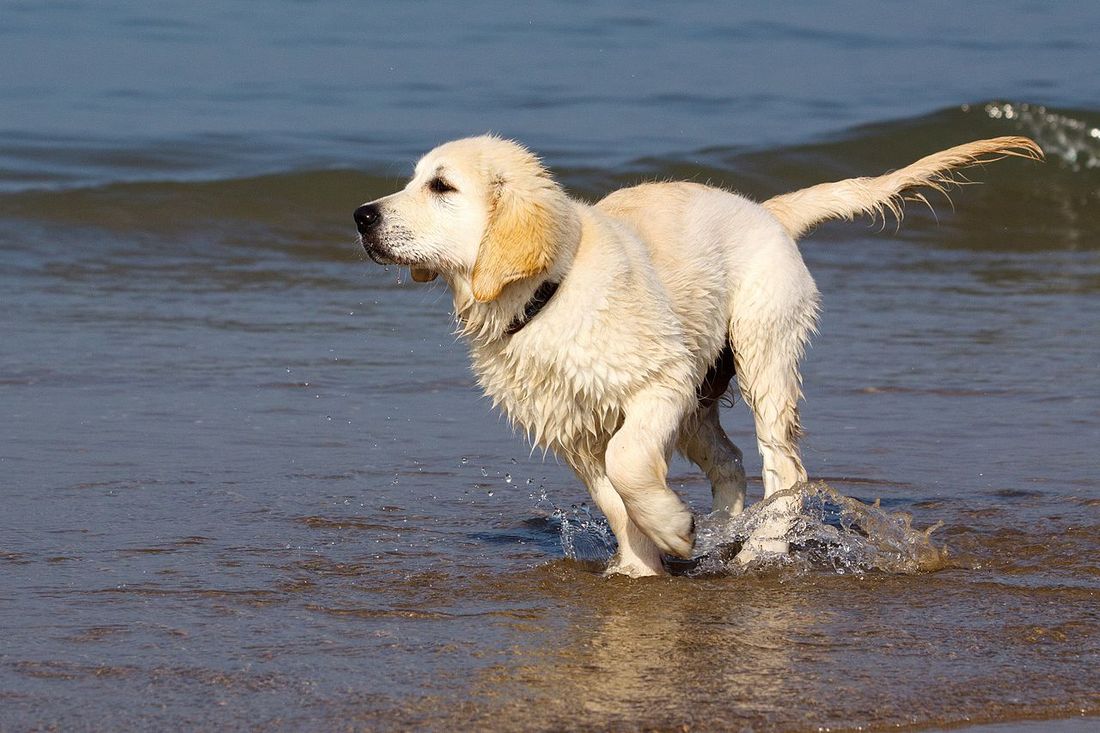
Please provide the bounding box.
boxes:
[410,267,438,282]
[471,178,556,303]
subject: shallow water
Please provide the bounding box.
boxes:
[2,2,1100,731]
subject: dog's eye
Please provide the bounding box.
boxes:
[428,177,456,195]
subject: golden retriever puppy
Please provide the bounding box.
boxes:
[354,135,1040,577]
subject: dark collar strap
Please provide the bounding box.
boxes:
[505,280,560,336]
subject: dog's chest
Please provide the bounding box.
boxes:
[469,328,656,461]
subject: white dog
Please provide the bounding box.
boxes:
[354,134,1040,577]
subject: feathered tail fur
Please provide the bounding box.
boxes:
[762,136,1043,238]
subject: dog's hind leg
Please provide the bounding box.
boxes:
[678,402,747,516]
[729,260,819,562]
[582,471,665,577]
[734,349,808,561]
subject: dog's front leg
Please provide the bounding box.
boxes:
[580,471,665,577]
[605,387,696,559]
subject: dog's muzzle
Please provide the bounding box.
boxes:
[354,203,393,264]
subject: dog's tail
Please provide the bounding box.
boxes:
[762,137,1043,239]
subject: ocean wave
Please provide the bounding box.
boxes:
[1,102,1096,250]
[972,101,1100,171]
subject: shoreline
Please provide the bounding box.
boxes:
[925,715,1097,733]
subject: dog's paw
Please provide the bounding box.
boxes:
[655,515,695,560]
[735,506,796,565]
[627,495,695,559]
[734,538,789,567]
[604,554,665,578]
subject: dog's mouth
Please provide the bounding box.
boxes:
[359,232,402,266]
[362,242,397,266]
[360,238,438,281]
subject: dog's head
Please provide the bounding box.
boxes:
[355,135,578,302]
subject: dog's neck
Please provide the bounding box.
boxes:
[449,251,574,345]
[448,205,582,346]
[504,280,560,336]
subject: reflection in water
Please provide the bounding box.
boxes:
[382,533,1100,732]
[382,566,810,731]
[536,576,806,729]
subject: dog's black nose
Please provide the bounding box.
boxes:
[354,203,382,234]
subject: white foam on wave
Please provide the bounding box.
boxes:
[970,101,1100,171]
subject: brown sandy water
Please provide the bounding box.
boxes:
[2,2,1099,729]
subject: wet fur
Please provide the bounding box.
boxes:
[357,134,1041,576]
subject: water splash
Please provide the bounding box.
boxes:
[554,503,618,564]
[688,482,948,577]
[533,491,617,564]
[544,481,947,576]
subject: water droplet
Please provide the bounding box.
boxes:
[487,490,494,497]
[504,473,512,484]
[461,457,468,465]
